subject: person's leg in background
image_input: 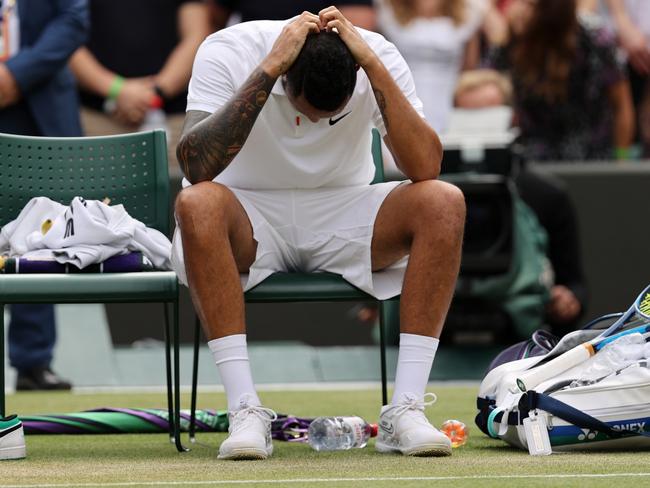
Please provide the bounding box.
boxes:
[627,65,650,158]
[81,107,186,175]
[79,107,133,137]
[165,113,185,174]
[8,304,71,391]
[640,78,650,158]
[0,108,71,391]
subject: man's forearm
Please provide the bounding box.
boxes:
[177,67,277,183]
[605,0,630,27]
[364,59,442,181]
[156,3,211,98]
[69,47,116,98]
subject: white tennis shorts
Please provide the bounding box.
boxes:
[171,181,409,300]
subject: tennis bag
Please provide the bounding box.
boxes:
[475,324,650,453]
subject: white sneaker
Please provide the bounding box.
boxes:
[375,392,452,457]
[218,397,277,460]
[0,415,26,460]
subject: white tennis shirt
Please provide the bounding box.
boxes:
[186,19,424,190]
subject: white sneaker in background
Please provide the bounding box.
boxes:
[218,396,277,460]
[375,392,452,457]
[0,415,26,460]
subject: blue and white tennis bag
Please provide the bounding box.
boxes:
[476,327,650,453]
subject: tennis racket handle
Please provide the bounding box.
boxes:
[515,344,594,392]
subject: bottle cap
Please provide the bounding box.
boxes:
[440,419,468,448]
[149,94,164,109]
[370,423,378,437]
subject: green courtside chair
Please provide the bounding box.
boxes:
[0,130,187,451]
[187,129,400,440]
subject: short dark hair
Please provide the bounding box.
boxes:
[285,31,357,112]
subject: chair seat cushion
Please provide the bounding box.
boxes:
[0,272,177,303]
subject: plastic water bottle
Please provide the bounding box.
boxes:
[139,94,168,135]
[570,333,647,387]
[307,416,378,451]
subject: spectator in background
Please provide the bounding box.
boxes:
[480,0,603,60]
[206,0,377,31]
[488,0,634,162]
[0,0,88,390]
[604,0,650,157]
[375,0,488,132]
[69,0,211,172]
[453,68,512,108]
[455,69,588,334]
[514,169,587,334]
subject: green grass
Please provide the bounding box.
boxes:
[3,386,650,487]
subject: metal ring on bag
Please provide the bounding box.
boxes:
[487,407,504,438]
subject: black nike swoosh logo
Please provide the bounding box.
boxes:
[329,112,351,126]
[0,423,22,438]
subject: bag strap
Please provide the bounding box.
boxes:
[476,397,525,439]
[531,329,559,352]
[522,390,650,439]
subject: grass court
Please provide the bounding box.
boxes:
[4,385,650,487]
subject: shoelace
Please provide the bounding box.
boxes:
[387,392,438,419]
[230,405,278,434]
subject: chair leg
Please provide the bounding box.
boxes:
[172,299,188,452]
[1,303,5,418]
[379,301,388,406]
[163,303,175,444]
[189,314,201,443]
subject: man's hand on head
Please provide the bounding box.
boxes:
[261,12,322,78]
[319,6,378,70]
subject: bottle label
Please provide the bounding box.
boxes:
[342,416,367,447]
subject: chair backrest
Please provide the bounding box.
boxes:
[0,130,170,236]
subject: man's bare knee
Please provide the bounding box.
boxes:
[175,182,234,229]
[436,181,466,223]
[412,180,466,237]
[175,182,256,271]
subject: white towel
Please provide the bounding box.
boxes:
[0,196,172,270]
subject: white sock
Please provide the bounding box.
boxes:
[208,334,261,411]
[391,333,439,405]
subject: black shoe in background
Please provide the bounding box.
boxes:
[16,367,72,391]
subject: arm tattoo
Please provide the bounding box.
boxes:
[373,88,389,131]
[176,67,276,183]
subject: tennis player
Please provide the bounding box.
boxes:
[174,7,465,460]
